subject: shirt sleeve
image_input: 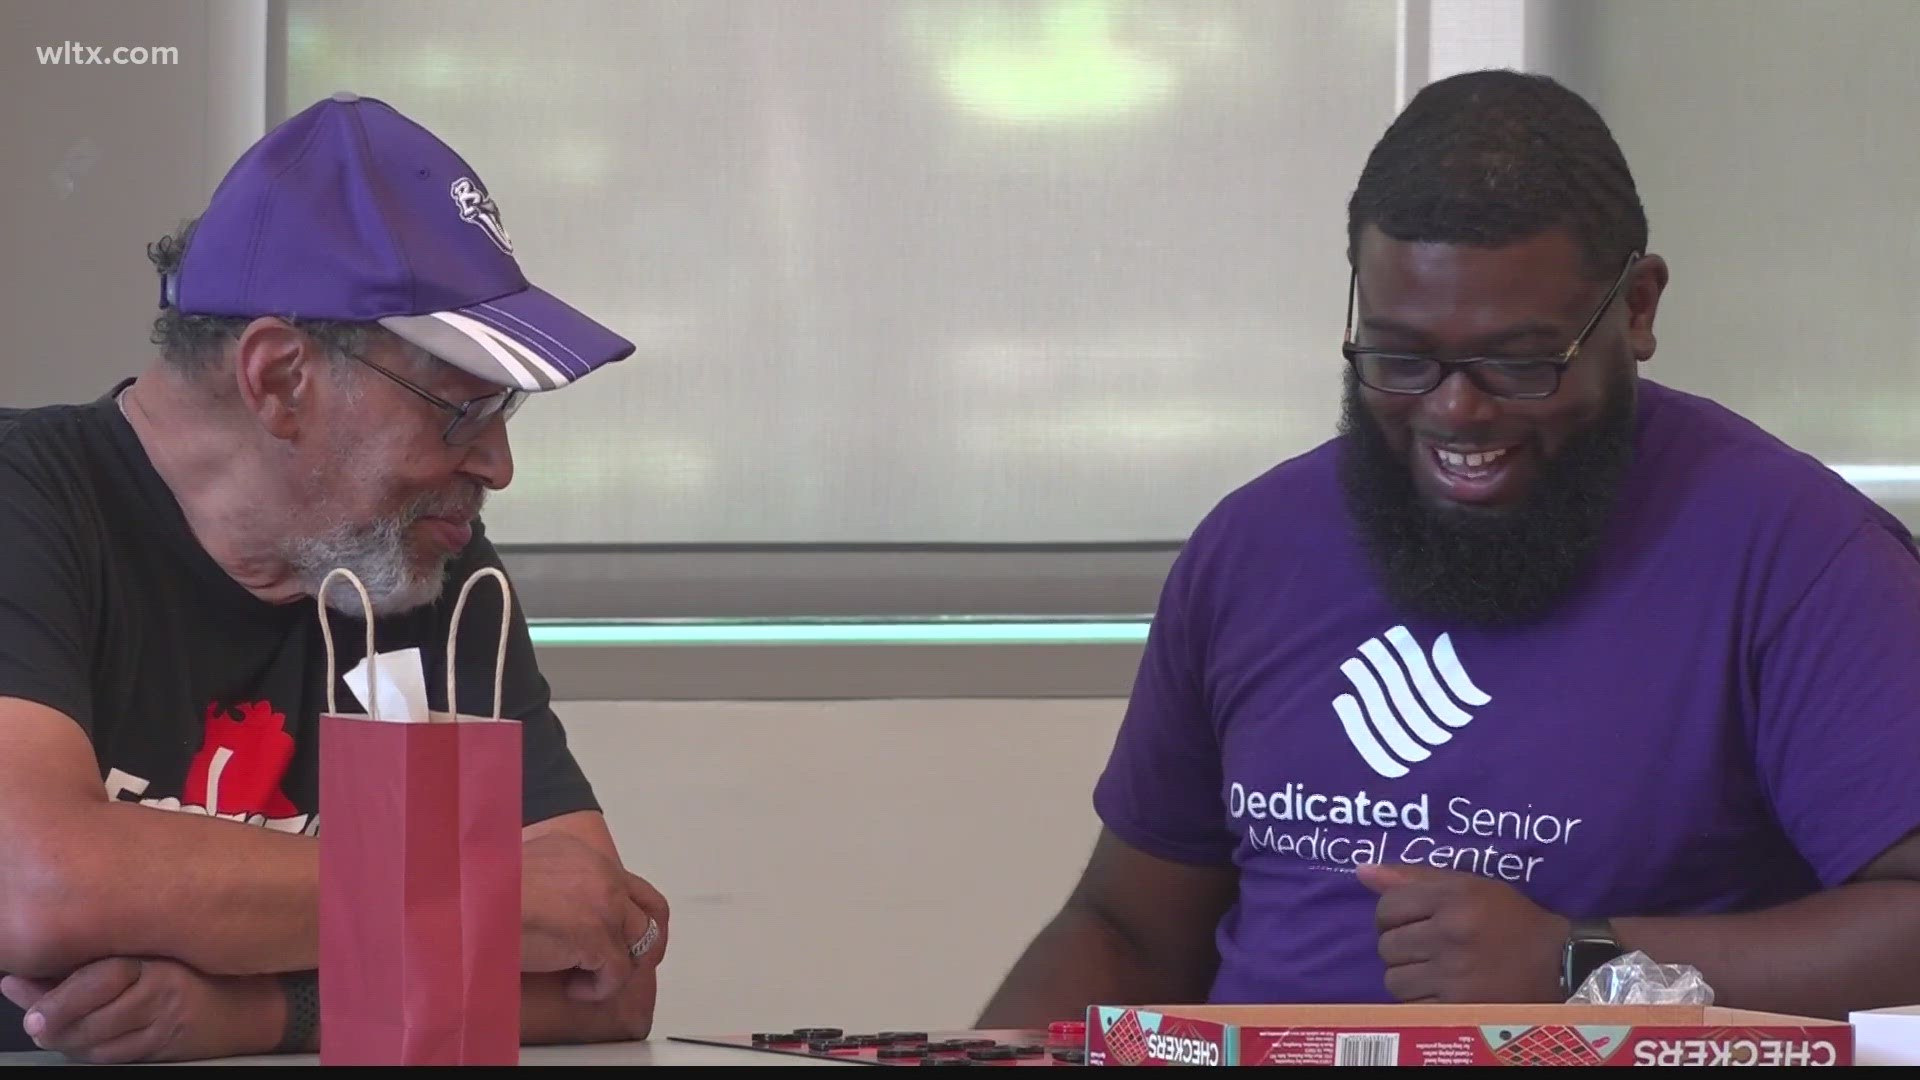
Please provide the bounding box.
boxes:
[0,448,96,736]
[1091,516,1237,868]
[1750,517,1920,887]
[431,526,602,829]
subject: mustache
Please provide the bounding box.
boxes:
[1334,367,1638,627]
[404,480,486,522]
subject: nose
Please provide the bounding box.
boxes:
[1419,369,1501,430]
[460,417,515,491]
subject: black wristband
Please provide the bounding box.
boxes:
[277,971,319,1054]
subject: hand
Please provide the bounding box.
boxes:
[1356,863,1570,1004]
[520,832,671,1003]
[524,952,661,1046]
[0,958,275,1064]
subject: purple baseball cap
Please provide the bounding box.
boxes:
[166,91,634,391]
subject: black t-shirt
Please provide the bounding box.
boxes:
[0,381,601,1048]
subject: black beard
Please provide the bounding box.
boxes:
[1335,369,1638,627]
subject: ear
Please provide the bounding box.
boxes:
[1622,254,1669,363]
[230,317,321,439]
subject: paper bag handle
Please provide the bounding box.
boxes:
[446,567,512,721]
[316,567,378,719]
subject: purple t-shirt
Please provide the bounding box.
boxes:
[1093,378,1920,1005]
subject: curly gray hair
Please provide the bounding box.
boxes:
[146,217,435,378]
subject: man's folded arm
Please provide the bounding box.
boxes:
[1608,829,1920,1020]
[258,807,663,1052]
[976,518,1239,1030]
[0,698,664,1047]
[975,828,1236,1029]
[0,695,320,979]
[1602,521,1920,1020]
[255,962,657,1055]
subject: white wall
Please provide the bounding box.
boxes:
[0,0,230,406]
[560,698,1125,1036]
[1536,0,1920,488]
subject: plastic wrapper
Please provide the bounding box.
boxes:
[1566,950,1715,1005]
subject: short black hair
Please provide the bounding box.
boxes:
[1346,69,1647,281]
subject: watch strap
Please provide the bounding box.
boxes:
[1561,917,1623,998]
[276,971,319,1054]
[1568,916,1617,943]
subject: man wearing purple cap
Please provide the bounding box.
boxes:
[0,94,664,1061]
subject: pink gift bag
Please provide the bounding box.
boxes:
[315,566,523,1065]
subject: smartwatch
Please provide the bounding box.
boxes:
[1560,917,1625,998]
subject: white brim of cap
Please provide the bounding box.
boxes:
[378,284,635,392]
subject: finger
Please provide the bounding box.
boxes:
[1372,881,1442,933]
[1376,922,1435,968]
[0,975,54,1012]
[1382,960,1441,1004]
[1354,862,1413,894]
[25,960,141,1045]
[623,872,670,924]
[1357,862,1476,893]
[59,1019,165,1066]
[627,913,666,968]
[32,960,157,1045]
[34,990,155,1061]
[623,874,670,963]
[27,960,148,1053]
[614,895,653,976]
[561,937,624,1005]
[568,896,645,1004]
[563,967,605,1003]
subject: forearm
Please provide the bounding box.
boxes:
[1610,880,1920,1019]
[975,905,1212,1029]
[263,971,655,1054]
[4,802,316,978]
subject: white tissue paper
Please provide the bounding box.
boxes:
[342,646,433,723]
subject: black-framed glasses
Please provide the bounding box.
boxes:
[1341,251,1640,400]
[353,355,524,446]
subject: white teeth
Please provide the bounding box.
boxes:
[1436,447,1510,470]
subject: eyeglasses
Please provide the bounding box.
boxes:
[1341,252,1640,400]
[351,355,524,446]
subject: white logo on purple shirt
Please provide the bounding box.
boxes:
[1333,625,1490,778]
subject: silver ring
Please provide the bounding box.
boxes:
[629,916,660,959]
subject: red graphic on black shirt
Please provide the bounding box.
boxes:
[183,701,298,818]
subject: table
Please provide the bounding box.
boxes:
[0,1038,853,1066]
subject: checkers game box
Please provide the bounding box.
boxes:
[1084,1003,1853,1066]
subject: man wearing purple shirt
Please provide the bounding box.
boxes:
[980,69,1920,1025]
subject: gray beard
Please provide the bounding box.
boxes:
[284,472,486,619]
[287,512,450,619]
